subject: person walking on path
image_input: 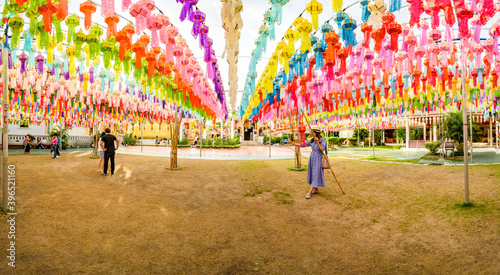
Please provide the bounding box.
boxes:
[100,128,119,175]
[97,132,105,173]
[56,135,61,157]
[51,134,58,159]
[24,134,31,154]
[294,127,327,199]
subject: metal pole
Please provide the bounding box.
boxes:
[199,120,202,157]
[2,45,9,211]
[462,66,469,204]
[489,116,493,147]
[450,0,469,204]
[372,114,375,158]
[470,107,473,162]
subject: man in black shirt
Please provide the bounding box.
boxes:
[100,128,119,175]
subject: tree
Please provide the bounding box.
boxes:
[444,111,481,154]
[410,127,423,140]
[49,125,69,149]
[353,128,369,141]
[394,128,406,144]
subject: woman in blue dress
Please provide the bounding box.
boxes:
[296,127,327,199]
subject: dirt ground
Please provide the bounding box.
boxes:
[0,151,499,274]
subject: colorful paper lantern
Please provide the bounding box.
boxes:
[306,0,323,30]
[80,0,97,31]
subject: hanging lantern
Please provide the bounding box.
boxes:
[26,8,40,36]
[129,2,148,35]
[270,0,289,25]
[457,7,474,38]
[284,27,296,53]
[37,0,58,32]
[101,37,116,69]
[360,0,371,22]
[306,0,323,30]
[65,14,80,44]
[132,41,146,69]
[80,0,97,31]
[8,15,24,47]
[297,19,313,53]
[105,14,120,38]
[146,14,163,47]
[179,0,199,22]
[387,22,402,52]
[332,0,343,12]
[73,29,87,59]
[360,23,372,47]
[56,0,68,21]
[264,9,276,40]
[101,0,116,18]
[342,15,357,46]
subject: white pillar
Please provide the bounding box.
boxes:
[231,119,235,138]
[433,124,437,142]
[423,123,427,142]
[406,119,410,149]
[489,118,493,146]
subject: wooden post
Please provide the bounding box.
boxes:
[2,45,9,211]
[140,120,143,153]
[169,111,181,170]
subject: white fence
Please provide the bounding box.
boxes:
[5,135,93,148]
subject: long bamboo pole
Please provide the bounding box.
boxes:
[301,111,345,194]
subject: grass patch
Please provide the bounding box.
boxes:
[272,191,294,204]
[287,166,307,172]
[238,161,269,169]
[364,157,421,164]
[244,187,264,197]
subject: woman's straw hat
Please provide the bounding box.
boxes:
[311,127,321,133]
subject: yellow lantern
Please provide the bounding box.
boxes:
[280,44,292,74]
[332,0,343,12]
[284,27,296,53]
[297,19,313,53]
[306,0,323,30]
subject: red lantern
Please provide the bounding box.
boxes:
[387,22,402,52]
[38,0,58,32]
[298,124,306,146]
[361,23,372,48]
[80,0,97,30]
[371,28,385,53]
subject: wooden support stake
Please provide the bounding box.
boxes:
[301,111,345,194]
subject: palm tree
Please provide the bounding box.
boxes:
[444,112,481,155]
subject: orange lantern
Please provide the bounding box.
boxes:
[132,41,146,69]
[146,51,157,78]
[105,14,120,38]
[80,0,97,30]
[38,0,58,32]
